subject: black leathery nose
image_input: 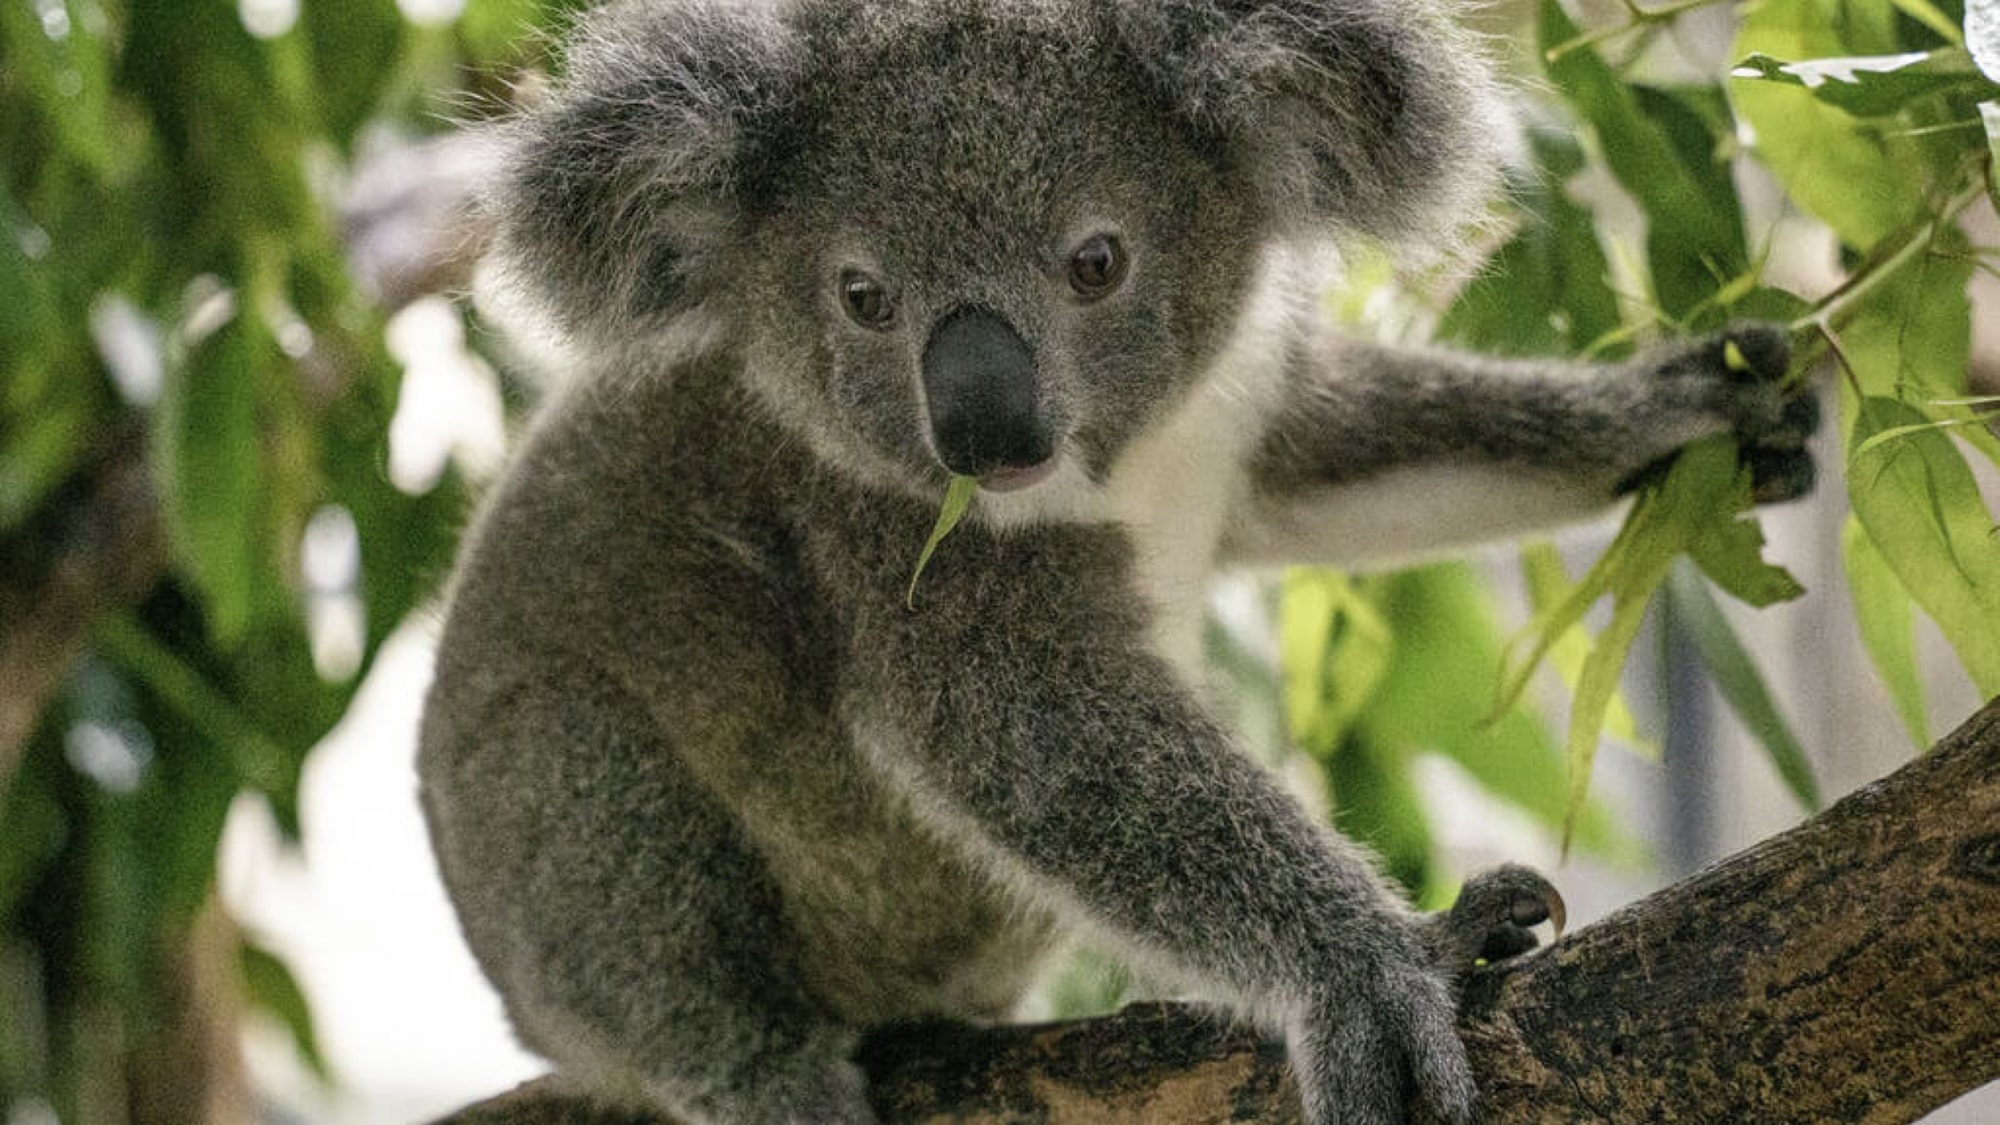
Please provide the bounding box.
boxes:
[921,306,1053,476]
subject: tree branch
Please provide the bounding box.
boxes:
[435,697,2000,1125]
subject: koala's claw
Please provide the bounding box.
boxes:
[1715,322,1791,386]
[1424,864,1565,983]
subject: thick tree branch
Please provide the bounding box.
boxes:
[437,697,2000,1125]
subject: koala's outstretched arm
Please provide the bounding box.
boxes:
[833,522,1478,1125]
[1225,322,1817,569]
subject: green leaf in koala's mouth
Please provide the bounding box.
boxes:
[906,475,979,609]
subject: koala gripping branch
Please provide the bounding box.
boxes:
[436,698,2000,1125]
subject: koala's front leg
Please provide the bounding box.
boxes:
[1230,322,1818,570]
[837,524,1490,1125]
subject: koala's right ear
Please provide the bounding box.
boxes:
[486,1,803,339]
[1111,0,1503,246]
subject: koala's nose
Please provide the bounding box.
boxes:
[921,306,1055,478]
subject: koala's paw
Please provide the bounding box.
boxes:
[1626,322,1821,504]
[1292,948,1479,1125]
[1421,864,1565,986]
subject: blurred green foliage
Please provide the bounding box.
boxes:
[1,0,581,1117]
[2,0,1999,1113]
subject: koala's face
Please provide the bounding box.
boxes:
[729,10,1264,494]
[497,0,1500,496]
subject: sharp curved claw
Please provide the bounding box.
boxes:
[1437,864,1567,974]
[1535,881,1567,941]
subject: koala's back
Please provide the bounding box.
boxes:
[417,357,1057,1035]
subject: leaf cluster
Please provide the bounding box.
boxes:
[1281,0,2000,875]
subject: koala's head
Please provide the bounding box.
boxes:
[490,0,1502,493]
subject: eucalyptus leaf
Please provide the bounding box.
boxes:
[1730,49,1992,117]
[1842,515,1930,748]
[1521,545,1651,756]
[1561,576,1650,850]
[1439,130,1621,357]
[1667,561,1820,811]
[1732,0,1928,246]
[301,0,403,145]
[1281,570,1394,753]
[1496,438,1799,849]
[1892,0,1966,46]
[906,475,979,609]
[1363,566,1639,862]
[154,309,264,646]
[1846,396,2000,694]
[1834,222,1998,466]
[1542,2,1747,319]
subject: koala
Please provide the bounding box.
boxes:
[418,1,1816,1123]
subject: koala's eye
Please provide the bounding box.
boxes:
[840,270,895,329]
[1068,234,1128,299]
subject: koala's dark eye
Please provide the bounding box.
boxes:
[840,270,895,329]
[1068,235,1128,299]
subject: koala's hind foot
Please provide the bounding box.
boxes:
[1422,864,1565,987]
[1620,323,1821,503]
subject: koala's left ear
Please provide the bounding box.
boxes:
[483,1,804,343]
[1113,0,1505,242]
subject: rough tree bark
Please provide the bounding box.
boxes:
[435,696,2000,1125]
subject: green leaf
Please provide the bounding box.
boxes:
[1667,561,1821,810]
[1732,0,1930,246]
[0,390,95,532]
[0,0,120,176]
[94,614,291,795]
[0,191,57,358]
[1846,396,2000,694]
[154,305,264,647]
[1440,130,1622,357]
[1686,491,1808,608]
[1281,570,1394,753]
[1561,577,1650,849]
[1361,566,1640,863]
[1730,49,1994,116]
[1630,84,1752,324]
[1893,0,1966,45]
[1842,515,1930,748]
[1521,545,1651,756]
[1496,438,1800,849]
[1541,2,1748,319]
[240,940,330,1080]
[906,475,978,609]
[301,0,403,145]
[1834,222,1998,465]
[1326,728,1433,896]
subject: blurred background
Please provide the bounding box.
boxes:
[3,0,1998,1122]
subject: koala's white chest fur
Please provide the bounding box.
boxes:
[981,242,1310,687]
[1101,304,1292,684]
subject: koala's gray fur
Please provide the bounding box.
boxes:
[420,2,1815,1123]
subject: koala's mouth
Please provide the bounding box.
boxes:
[976,457,1060,494]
